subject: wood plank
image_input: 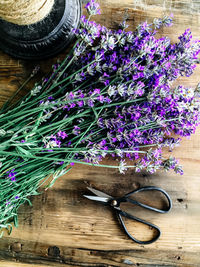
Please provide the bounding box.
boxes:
[0,0,200,266]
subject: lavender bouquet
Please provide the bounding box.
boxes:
[0,0,200,236]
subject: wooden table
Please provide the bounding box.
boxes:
[0,1,200,266]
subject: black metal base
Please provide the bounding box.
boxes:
[0,0,81,60]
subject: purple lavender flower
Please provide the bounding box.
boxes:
[57,131,68,139]
[7,169,17,182]
[85,0,101,16]
[153,15,173,29]
[72,126,81,135]
[6,200,11,206]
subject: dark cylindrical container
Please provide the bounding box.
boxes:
[0,0,81,60]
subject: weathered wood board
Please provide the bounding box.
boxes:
[0,1,200,266]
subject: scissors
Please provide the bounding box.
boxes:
[84,186,172,245]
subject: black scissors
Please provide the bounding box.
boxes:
[84,186,172,245]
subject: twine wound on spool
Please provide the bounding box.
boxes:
[0,0,54,25]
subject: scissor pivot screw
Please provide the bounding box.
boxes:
[111,200,118,206]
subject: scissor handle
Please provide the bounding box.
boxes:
[120,186,172,213]
[117,210,161,245]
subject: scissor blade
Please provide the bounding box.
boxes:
[86,187,112,198]
[83,195,111,203]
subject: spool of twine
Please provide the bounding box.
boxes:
[0,0,55,25]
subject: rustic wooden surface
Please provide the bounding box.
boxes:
[0,1,200,266]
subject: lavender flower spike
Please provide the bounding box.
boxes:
[85,0,101,16]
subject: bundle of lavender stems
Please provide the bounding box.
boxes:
[0,0,200,235]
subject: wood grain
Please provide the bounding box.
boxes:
[1,1,200,266]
